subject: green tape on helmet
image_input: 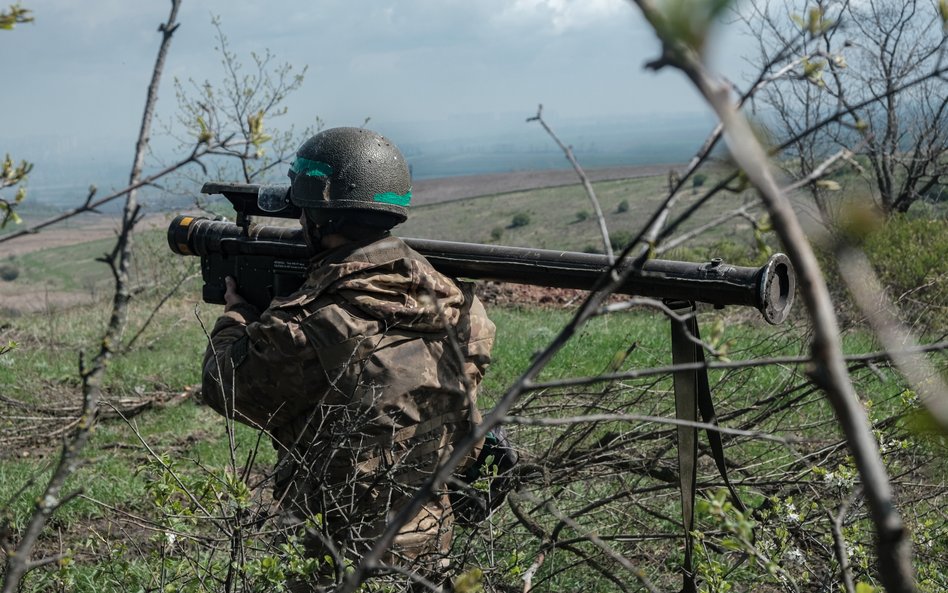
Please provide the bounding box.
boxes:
[373,190,412,207]
[290,127,411,223]
[291,157,333,177]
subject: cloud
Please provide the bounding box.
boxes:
[499,0,627,33]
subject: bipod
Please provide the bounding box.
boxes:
[667,300,747,593]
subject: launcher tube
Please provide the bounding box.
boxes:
[168,216,795,324]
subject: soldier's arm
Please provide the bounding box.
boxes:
[202,281,321,430]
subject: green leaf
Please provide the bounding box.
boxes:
[855,583,876,593]
[815,179,841,191]
[802,58,826,85]
[453,568,484,593]
[196,115,212,144]
[0,4,34,30]
[248,109,272,148]
[806,7,833,35]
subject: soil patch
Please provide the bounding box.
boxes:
[475,280,627,309]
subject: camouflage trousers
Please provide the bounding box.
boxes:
[280,493,454,592]
[276,439,457,592]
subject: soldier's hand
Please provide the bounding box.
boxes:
[224,276,249,311]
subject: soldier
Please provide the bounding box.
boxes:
[202,127,496,590]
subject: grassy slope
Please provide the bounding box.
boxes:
[399,173,750,252]
[4,296,940,591]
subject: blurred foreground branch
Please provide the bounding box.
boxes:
[628,0,916,590]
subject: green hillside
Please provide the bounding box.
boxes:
[399,174,753,253]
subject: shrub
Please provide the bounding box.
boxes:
[609,230,633,251]
[490,227,504,242]
[575,210,589,222]
[692,173,708,193]
[816,215,948,332]
[616,199,629,213]
[510,212,531,228]
[0,264,19,282]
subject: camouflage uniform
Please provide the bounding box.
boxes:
[202,234,495,585]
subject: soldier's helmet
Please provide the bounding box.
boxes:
[288,127,411,229]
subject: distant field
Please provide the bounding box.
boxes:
[401,171,754,253]
[410,163,680,206]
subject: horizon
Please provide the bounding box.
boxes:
[11,111,720,212]
[2,1,754,212]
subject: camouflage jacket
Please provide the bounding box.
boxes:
[202,234,495,560]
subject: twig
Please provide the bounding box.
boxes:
[522,551,545,593]
[502,412,793,444]
[0,148,206,246]
[539,497,662,593]
[525,340,948,391]
[123,270,199,352]
[528,104,614,261]
[828,496,857,593]
[656,203,758,255]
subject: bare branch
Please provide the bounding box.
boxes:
[527,104,614,261]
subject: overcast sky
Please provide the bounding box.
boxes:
[1,0,755,183]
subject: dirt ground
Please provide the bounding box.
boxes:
[1,212,169,258]
[0,213,171,314]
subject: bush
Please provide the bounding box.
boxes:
[692,173,708,193]
[490,227,504,242]
[510,212,531,228]
[816,215,948,332]
[0,263,19,282]
[616,199,629,213]
[609,230,633,251]
[575,210,589,222]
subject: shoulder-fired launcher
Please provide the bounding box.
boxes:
[168,183,795,324]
